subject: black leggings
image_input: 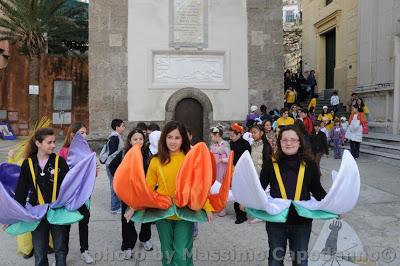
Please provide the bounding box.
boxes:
[121,202,152,250]
[78,204,90,253]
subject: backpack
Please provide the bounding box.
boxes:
[99,139,110,164]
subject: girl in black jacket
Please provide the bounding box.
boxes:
[229,123,251,224]
[260,125,327,266]
[310,120,329,176]
[14,128,70,266]
[108,128,153,259]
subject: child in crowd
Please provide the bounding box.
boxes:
[330,119,346,159]
[243,120,255,145]
[309,106,316,122]
[146,121,214,265]
[209,125,231,217]
[14,128,70,266]
[318,106,333,131]
[330,91,340,114]
[245,105,259,128]
[290,105,299,119]
[320,118,330,141]
[308,94,318,111]
[109,129,154,259]
[263,120,277,150]
[340,117,349,135]
[229,123,251,224]
[59,122,94,264]
[310,121,329,175]
[276,108,295,128]
[104,119,125,214]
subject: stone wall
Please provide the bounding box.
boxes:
[89,0,129,139]
[89,0,284,140]
[247,0,284,111]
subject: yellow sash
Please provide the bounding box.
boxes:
[28,155,59,204]
[272,160,305,201]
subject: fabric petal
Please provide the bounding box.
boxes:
[0,162,21,196]
[294,150,360,214]
[210,151,217,185]
[50,153,97,210]
[113,145,172,210]
[0,164,48,224]
[231,151,291,214]
[208,151,234,212]
[67,133,92,169]
[174,143,213,211]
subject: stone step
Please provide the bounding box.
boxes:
[360,141,400,156]
[363,132,400,142]
[343,145,400,160]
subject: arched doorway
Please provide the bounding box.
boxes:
[174,98,203,144]
[165,88,213,143]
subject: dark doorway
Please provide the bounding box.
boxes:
[325,29,336,90]
[174,98,204,144]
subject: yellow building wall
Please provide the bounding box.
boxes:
[302,0,358,102]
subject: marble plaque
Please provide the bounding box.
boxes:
[53,80,72,111]
[52,112,71,125]
[153,53,224,85]
[170,0,208,47]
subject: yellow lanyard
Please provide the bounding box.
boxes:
[28,155,59,204]
[272,160,305,201]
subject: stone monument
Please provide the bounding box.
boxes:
[89,0,283,140]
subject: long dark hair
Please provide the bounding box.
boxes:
[274,125,314,163]
[250,123,272,162]
[157,121,191,164]
[124,128,146,152]
[25,128,55,159]
[62,122,86,148]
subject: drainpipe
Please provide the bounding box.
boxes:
[393,36,400,135]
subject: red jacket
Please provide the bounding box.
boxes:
[303,116,314,135]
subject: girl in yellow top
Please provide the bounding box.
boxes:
[308,95,318,110]
[284,86,297,109]
[276,108,295,128]
[317,106,333,131]
[146,121,213,266]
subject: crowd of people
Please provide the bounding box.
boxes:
[1,83,368,265]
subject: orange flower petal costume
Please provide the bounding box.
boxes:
[113,142,233,219]
[113,145,172,210]
[208,151,234,212]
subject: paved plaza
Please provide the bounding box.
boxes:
[0,139,399,265]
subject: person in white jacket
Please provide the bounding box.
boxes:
[345,106,365,159]
[330,91,340,114]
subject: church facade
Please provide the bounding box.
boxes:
[89,0,283,141]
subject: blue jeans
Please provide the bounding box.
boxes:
[106,166,121,211]
[32,218,70,266]
[266,222,312,266]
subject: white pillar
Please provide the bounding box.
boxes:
[393,36,400,135]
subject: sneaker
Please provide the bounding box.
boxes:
[142,240,153,251]
[235,217,248,224]
[217,209,226,217]
[111,208,122,214]
[123,249,132,260]
[81,250,94,264]
[23,249,34,259]
[248,218,262,224]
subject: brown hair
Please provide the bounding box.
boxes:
[62,122,87,148]
[25,128,55,159]
[124,128,146,152]
[274,125,314,163]
[157,121,190,164]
